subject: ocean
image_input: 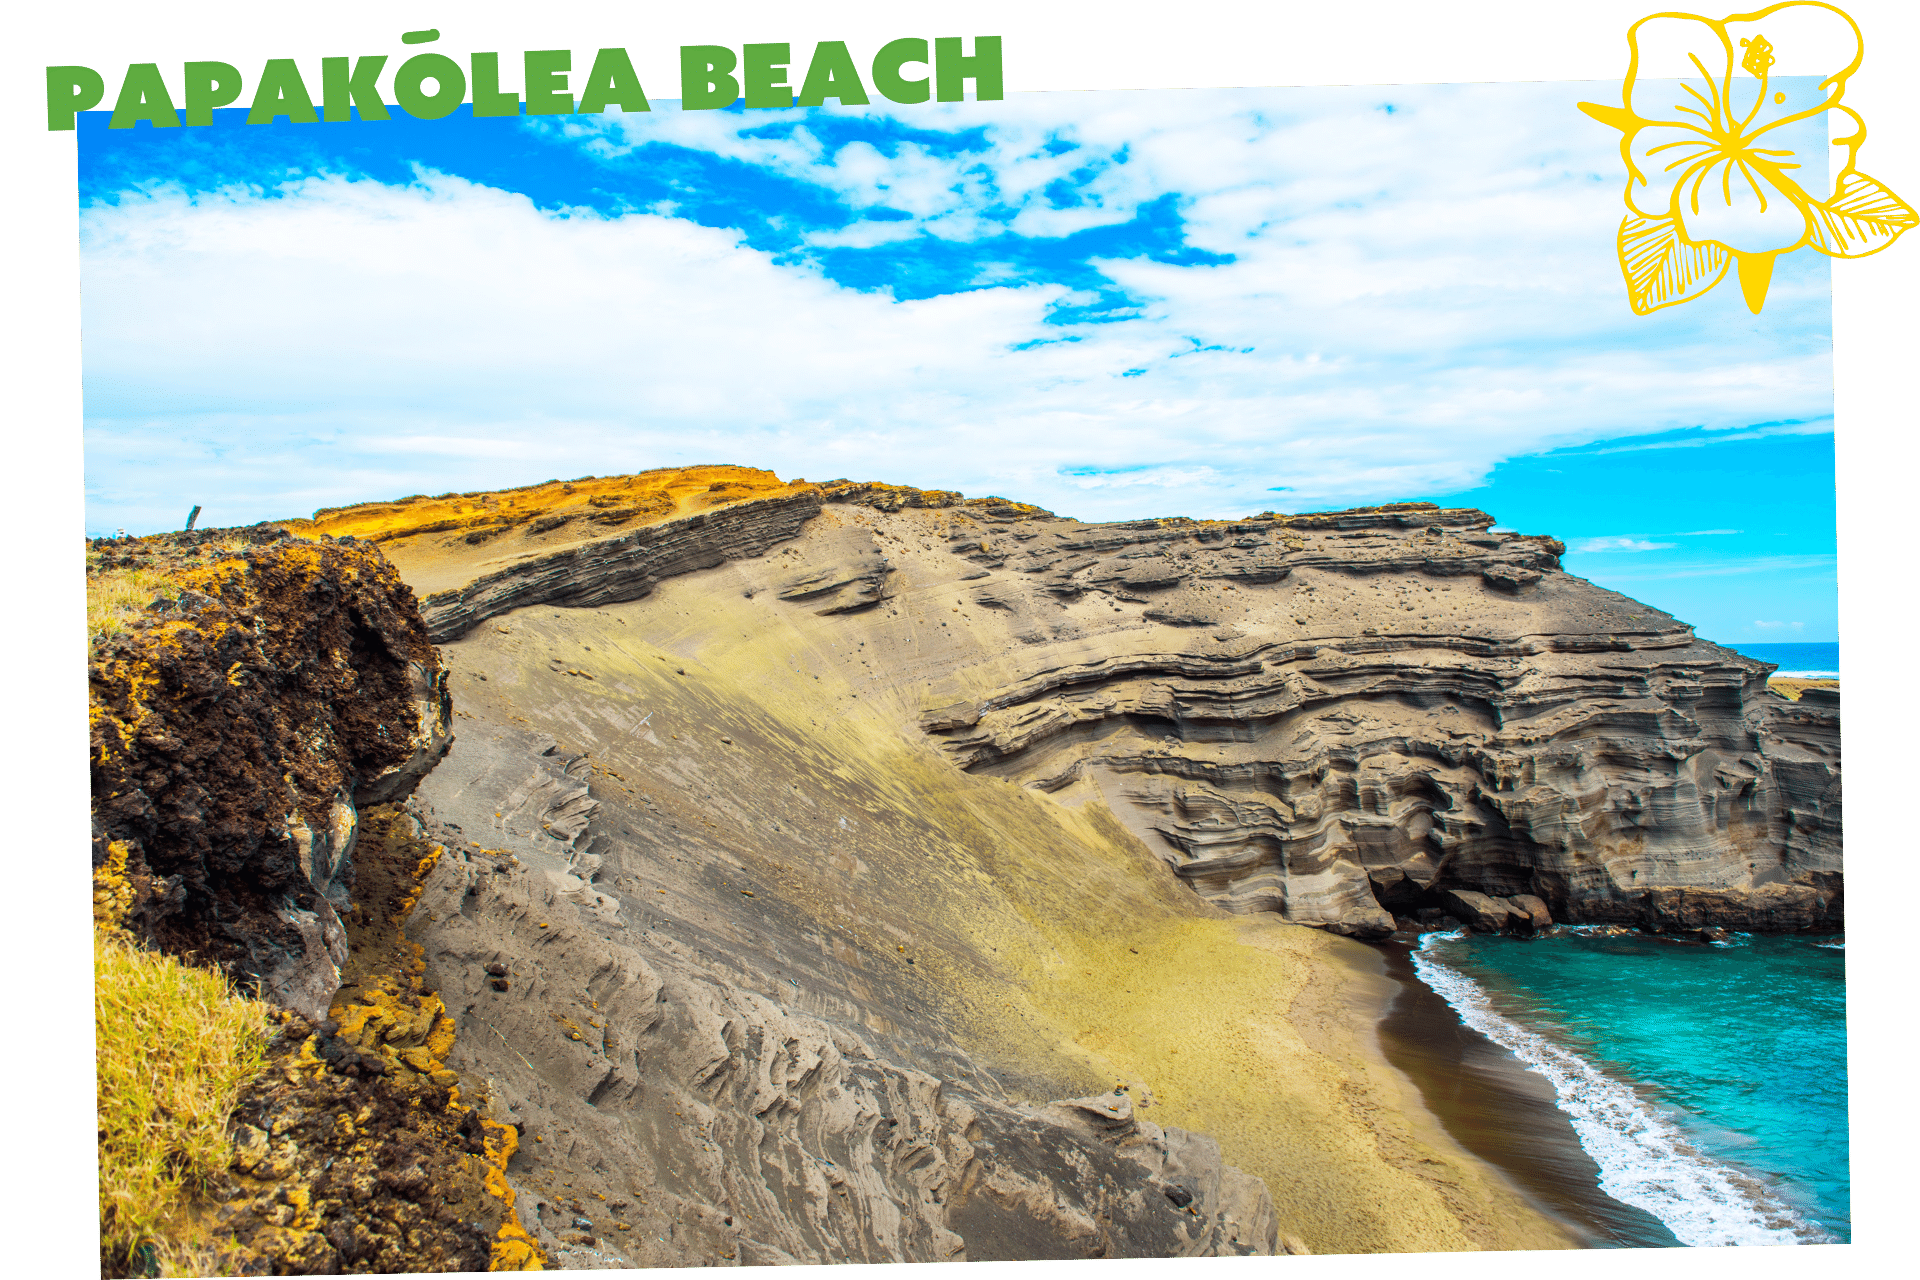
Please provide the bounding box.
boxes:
[1410,930,1848,1246]
[1727,640,1840,680]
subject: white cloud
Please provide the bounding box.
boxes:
[1590,555,1836,581]
[80,84,1834,533]
[799,219,922,249]
[1061,465,1229,491]
[1573,536,1680,553]
[1578,420,1834,453]
[1753,620,1807,630]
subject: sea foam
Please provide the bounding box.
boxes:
[1411,934,1831,1246]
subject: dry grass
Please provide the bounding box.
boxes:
[1768,677,1839,702]
[95,928,275,1276]
[86,567,179,645]
[85,539,258,646]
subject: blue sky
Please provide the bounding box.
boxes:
[77,82,1837,644]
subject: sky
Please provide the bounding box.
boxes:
[76,81,1838,645]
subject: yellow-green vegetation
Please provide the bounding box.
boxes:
[86,565,180,645]
[292,464,796,543]
[85,537,257,645]
[1769,677,1838,702]
[95,927,275,1276]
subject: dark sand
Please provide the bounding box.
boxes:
[1368,937,1682,1249]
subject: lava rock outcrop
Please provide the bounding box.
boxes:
[89,531,451,1019]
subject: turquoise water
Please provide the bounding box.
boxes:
[1726,641,1840,678]
[1414,930,1847,1245]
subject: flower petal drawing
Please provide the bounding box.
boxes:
[1580,2,1908,314]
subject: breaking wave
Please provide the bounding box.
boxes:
[1412,934,1831,1246]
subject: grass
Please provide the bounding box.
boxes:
[1767,677,1839,702]
[85,538,257,647]
[86,567,180,646]
[95,928,275,1277]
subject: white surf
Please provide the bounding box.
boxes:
[1411,934,1830,1246]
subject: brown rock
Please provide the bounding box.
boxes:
[1439,889,1513,933]
[1506,894,1554,935]
[88,534,450,1019]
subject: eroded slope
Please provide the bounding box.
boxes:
[351,479,1602,1262]
[300,465,1837,1264]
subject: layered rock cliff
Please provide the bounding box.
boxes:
[895,499,1841,938]
[92,465,1837,1271]
[352,472,1839,946]
[298,462,1842,1264]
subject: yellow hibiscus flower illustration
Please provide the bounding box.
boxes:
[1579,1,1915,314]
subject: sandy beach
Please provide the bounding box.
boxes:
[1368,937,1680,1247]
[981,912,1583,1255]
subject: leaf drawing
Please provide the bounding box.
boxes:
[1807,171,1918,258]
[1618,214,1730,315]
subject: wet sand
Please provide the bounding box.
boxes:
[1368,935,1681,1248]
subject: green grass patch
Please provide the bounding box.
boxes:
[96,928,274,1276]
[86,566,179,646]
[85,537,260,647]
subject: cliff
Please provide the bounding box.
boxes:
[352,471,1839,945]
[85,509,1310,1272]
[325,462,1850,1264]
[89,466,1839,1270]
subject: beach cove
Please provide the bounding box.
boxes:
[1399,928,1847,1245]
[88,471,1841,1267]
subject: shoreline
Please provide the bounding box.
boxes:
[1363,936,1682,1248]
[1390,928,1851,1246]
[1276,928,1587,1252]
[1009,912,1585,1255]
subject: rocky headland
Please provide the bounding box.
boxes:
[90,463,1839,1271]
[88,531,540,1273]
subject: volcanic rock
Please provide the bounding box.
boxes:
[1506,894,1555,935]
[273,467,1843,1262]
[1439,889,1513,934]
[89,534,450,1020]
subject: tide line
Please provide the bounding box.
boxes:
[1411,934,1829,1247]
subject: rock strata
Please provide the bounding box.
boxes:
[890,498,1839,938]
[239,465,1843,1265]
[277,470,1841,957]
[421,492,823,643]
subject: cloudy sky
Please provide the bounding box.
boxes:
[77,82,1836,645]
